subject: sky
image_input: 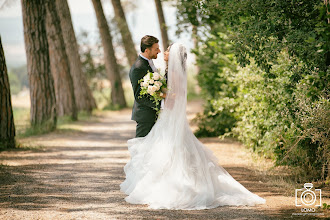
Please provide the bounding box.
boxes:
[0,0,194,69]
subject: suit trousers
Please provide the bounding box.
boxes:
[136,121,155,138]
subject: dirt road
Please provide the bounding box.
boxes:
[0,101,329,219]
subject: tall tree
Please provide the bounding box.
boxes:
[154,0,169,51]
[21,0,57,130]
[192,24,200,74]
[111,0,137,66]
[45,0,78,120]
[176,0,199,73]
[56,0,97,114]
[0,36,16,149]
[92,0,127,107]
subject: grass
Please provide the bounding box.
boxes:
[187,91,202,101]
[92,76,202,109]
[187,67,201,101]
[92,80,135,110]
[13,107,30,136]
[57,110,94,125]
[241,143,330,197]
[2,107,96,152]
[0,163,10,169]
[0,143,44,152]
[13,107,97,138]
[11,84,134,139]
[10,76,201,142]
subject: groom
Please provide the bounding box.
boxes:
[129,35,161,138]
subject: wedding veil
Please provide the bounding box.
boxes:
[164,42,188,112]
[157,43,189,140]
[120,43,266,209]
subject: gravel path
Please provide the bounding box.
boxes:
[0,101,329,219]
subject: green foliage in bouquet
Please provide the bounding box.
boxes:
[138,71,167,116]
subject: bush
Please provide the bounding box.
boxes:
[176,0,330,182]
[193,28,239,137]
[211,51,329,181]
[275,82,329,181]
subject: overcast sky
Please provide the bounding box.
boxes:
[0,0,116,17]
[0,0,193,69]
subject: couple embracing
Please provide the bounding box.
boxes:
[120,35,266,210]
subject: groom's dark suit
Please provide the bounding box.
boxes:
[129,55,159,137]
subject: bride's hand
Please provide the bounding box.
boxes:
[161,88,168,93]
[164,93,175,109]
[165,99,174,109]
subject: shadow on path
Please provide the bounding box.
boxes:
[0,107,328,219]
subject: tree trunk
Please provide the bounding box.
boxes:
[154,0,169,51]
[56,0,97,114]
[111,0,137,66]
[325,0,329,23]
[0,36,16,149]
[45,0,78,120]
[192,25,198,51]
[192,24,200,74]
[92,0,127,107]
[21,0,57,130]
[324,0,330,66]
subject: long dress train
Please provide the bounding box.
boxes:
[120,43,266,210]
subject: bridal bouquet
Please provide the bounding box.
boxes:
[138,70,167,114]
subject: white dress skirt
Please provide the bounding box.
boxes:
[120,43,266,210]
[119,120,266,210]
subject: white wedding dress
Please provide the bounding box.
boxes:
[120,43,266,210]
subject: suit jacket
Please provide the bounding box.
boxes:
[129,56,158,123]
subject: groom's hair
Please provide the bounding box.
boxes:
[140,35,159,52]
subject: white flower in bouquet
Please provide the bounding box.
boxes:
[144,74,150,81]
[138,70,168,119]
[142,81,149,87]
[148,85,158,94]
[152,72,161,80]
[147,86,154,95]
[154,84,160,91]
[154,81,162,87]
[151,85,158,92]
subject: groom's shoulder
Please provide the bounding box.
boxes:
[132,56,148,70]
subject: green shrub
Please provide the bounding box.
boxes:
[177,0,330,182]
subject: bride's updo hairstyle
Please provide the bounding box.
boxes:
[166,43,187,74]
[165,43,174,74]
[178,44,187,72]
[164,43,188,115]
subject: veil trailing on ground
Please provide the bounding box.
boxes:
[120,43,266,210]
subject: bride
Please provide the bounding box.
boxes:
[120,43,266,210]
